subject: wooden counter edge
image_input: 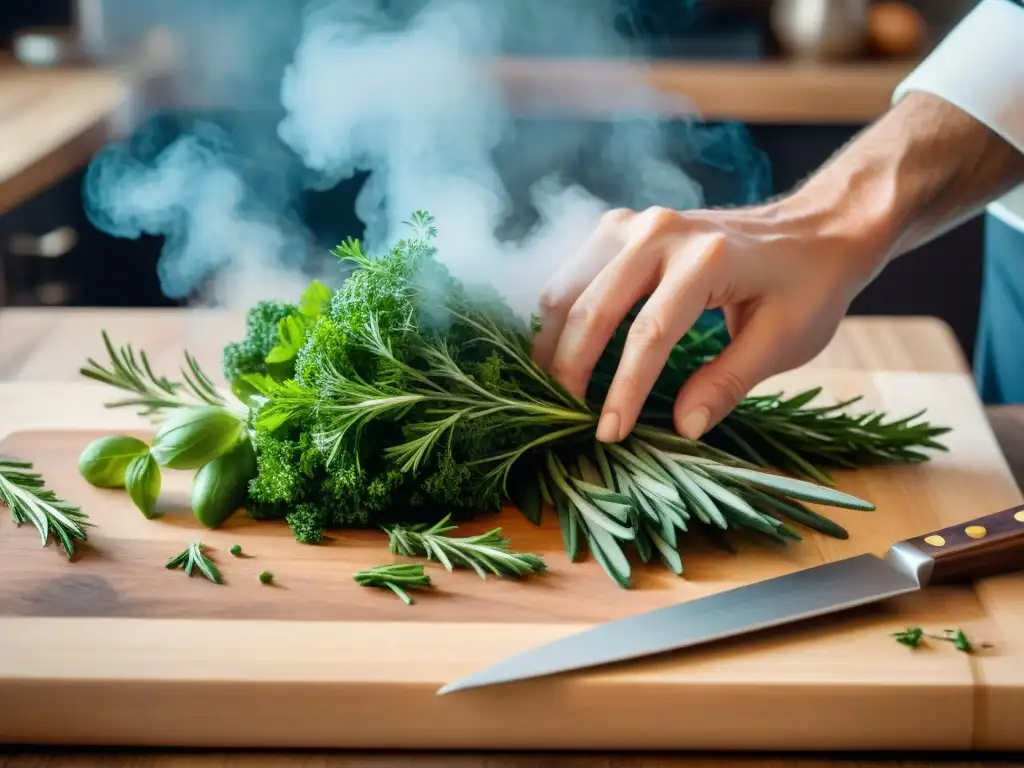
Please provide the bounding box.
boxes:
[495,56,920,122]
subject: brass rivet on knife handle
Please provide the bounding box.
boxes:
[902,503,1024,585]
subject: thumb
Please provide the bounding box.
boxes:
[673,316,788,440]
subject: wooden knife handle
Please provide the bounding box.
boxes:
[903,503,1024,584]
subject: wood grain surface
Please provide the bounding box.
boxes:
[2,310,1021,766]
[496,58,922,123]
[1,368,1021,753]
[0,60,133,214]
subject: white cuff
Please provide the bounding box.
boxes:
[893,0,1024,156]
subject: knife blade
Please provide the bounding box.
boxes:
[438,502,1024,695]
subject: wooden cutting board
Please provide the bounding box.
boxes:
[0,370,1022,752]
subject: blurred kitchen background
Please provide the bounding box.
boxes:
[0,0,987,357]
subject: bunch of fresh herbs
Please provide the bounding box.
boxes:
[74,210,950,589]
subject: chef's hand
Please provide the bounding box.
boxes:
[530,202,885,443]
[532,89,1024,444]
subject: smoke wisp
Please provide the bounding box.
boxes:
[83,0,770,318]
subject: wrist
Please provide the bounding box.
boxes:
[761,175,899,286]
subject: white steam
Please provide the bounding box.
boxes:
[84,0,765,318]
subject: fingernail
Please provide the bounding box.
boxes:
[596,412,621,442]
[679,407,709,440]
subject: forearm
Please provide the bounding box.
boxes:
[788,91,1024,270]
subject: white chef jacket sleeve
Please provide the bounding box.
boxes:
[892,0,1024,155]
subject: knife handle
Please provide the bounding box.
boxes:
[903,503,1024,584]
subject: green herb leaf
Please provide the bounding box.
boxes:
[166,542,221,584]
[77,435,150,488]
[298,279,331,318]
[150,405,245,470]
[385,514,546,580]
[353,563,432,605]
[942,628,974,653]
[892,626,924,648]
[125,452,161,519]
[79,330,226,418]
[0,456,91,558]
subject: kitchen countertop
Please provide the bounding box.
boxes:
[0,307,1022,767]
[497,57,919,122]
[0,51,916,217]
[0,54,142,214]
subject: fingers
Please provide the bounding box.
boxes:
[672,309,791,440]
[596,249,712,442]
[532,209,631,370]
[542,224,667,400]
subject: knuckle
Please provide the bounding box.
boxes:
[695,234,730,272]
[564,299,598,333]
[560,298,617,351]
[610,370,643,400]
[707,367,748,406]
[538,287,570,316]
[601,207,633,227]
[640,206,679,233]
[626,314,668,350]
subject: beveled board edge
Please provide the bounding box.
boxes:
[2,372,1023,750]
[0,614,977,751]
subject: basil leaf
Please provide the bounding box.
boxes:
[125,452,161,519]
[78,435,150,488]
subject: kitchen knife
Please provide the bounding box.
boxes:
[438,502,1024,695]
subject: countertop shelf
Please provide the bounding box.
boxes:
[0,53,918,214]
[496,56,920,122]
[0,57,136,214]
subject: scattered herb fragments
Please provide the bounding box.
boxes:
[166,542,222,584]
[385,514,546,579]
[891,626,987,653]
[258,570,274,585]
[891,626,924,648]
[79,210,951,590]
[230,544,243,556]
[937,627,975,653]
[0,456,90,558]
[354,563,432,605]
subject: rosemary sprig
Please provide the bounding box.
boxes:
[535,432,875,589]
[591,319,950,483]
[385,514,547,579]
[0,456,90,558]
[80,330,226,417]
[353,563,432,605]
[166,541,222,584]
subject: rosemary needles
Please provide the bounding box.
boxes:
[0,456,90,558]
[166,541,222,584]
[354,563,432,605]
[385,514,547,579]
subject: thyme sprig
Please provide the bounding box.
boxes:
[353,563,432,605]
[166,541,222,584]
[0,456,90,558]
[80,330,226,417]
[385,514,547,579]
